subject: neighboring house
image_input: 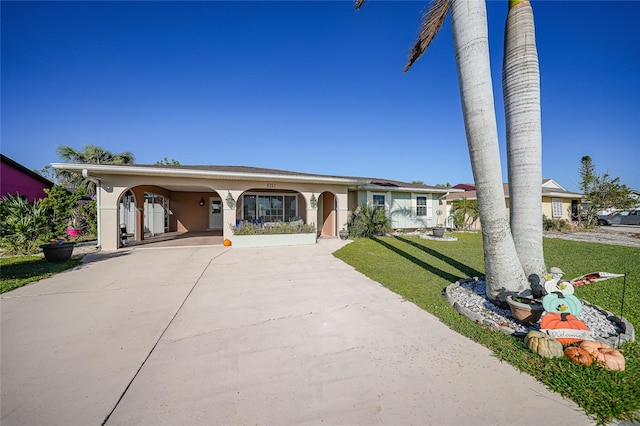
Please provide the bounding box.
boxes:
[52,163,460,250]
[1,154,54,202]
[447,179,584,229]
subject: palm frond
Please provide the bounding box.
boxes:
[404,0,450,72]
[355,0,366,11]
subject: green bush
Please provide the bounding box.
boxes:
[347,203,393,238]
[232,221,316,235]
[0,194,53,255]
[40,185,82,236]
[543,215,570,231]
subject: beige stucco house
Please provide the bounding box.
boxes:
[445,179,584,229]
[52,163,457,250]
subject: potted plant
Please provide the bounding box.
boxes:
[65,214,83,238]
[432,224,446,238]
[339,228,349,240]
[40,238,76,262]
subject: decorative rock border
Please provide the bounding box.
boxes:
[444,278,635,348]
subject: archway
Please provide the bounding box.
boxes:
[317,191,336,237]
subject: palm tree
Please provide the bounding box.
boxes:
[56,144,135,194]
[451,197,479,230]
[357,0,531,301]
[502,0,546,285]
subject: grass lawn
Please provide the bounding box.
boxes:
[334,232,639,425]
[0,255,80,294]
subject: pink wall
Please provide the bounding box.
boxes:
[1,162,51,201]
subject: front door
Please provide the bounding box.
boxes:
[209,197,223,230]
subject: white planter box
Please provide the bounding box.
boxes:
[231,233,317,248]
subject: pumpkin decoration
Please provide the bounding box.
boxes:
[542,291,582,316]
[543,279,575,296]
[540,312,591,345]
[524,331,564,359]
[223,239,232,247]
[564,346,593,367]
[579,341,625,371]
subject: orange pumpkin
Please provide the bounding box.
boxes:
[540,312,590,345]
[564,346,593,367]
[223,239,232,247]
[579,341,625,371]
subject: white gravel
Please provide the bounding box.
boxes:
[448,279,627,345]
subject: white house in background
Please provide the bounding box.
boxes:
[52,163,460,250]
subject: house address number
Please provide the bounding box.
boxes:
[267,183,276,188]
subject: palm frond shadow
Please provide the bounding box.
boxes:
[393,235,483,279]
[372,238,461,283]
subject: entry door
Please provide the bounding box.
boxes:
[209,197,223,230]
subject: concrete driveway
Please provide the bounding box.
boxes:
[1,239,591,425]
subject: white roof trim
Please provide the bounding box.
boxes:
[52,163,367,185]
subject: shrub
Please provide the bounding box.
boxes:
[347,203,393,238]
[0,194,53,255]
[40,185,82,236]
[543,215,570,232]
[232,221,316,235]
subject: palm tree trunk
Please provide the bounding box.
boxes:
[502,0,546,285]
[450,0,529,301]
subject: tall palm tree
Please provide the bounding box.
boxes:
[357,0,531,301]
[56,144,135,194]
[502,0,546,286]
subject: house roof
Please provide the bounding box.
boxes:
[1,154,55,187]
[447,180,583,201]
[51,163,458,194]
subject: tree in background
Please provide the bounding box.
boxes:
[450,197,479,230]
[155,157,180,165]
[40,185,82,237]
[579,156,634,226]
[56,144,135,194]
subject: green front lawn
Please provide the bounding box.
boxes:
[334,232,639,425]
[0,255,80,294]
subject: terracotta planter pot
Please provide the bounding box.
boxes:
[40,242,76,263]
[506,295,545,325]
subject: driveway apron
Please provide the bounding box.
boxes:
[1,240,591,425]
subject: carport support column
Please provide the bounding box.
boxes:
[223,190,241,242]
[305,192,319,234]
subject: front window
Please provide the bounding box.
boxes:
[372,194,385,208]
[552,198,563,218]
[416,196,427,216]
[243,194,298,222]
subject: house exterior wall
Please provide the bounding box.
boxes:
[542,196,573,221]
[1,162,52,201]
[171,192,219,232]
[92,173,351,250]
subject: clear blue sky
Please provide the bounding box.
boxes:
[2,1,638,192]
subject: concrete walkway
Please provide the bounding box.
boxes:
[1,239,592,425]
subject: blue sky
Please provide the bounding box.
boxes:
[2,1,639,192]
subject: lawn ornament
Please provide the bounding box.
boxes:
[543,279,574,296]
[540,312,592,345]
[564,346,593,367]
[524,331,564,359]
[223,239,232,247]
[579,341,625,371]
[570,272,624,287]
[543,292,582,316]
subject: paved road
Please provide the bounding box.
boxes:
[1,240,592,425]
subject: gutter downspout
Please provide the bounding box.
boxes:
[82,169,101,249]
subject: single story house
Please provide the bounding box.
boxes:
[52,163,459,250]
[1,154,54,202]
[445,178,584,229]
